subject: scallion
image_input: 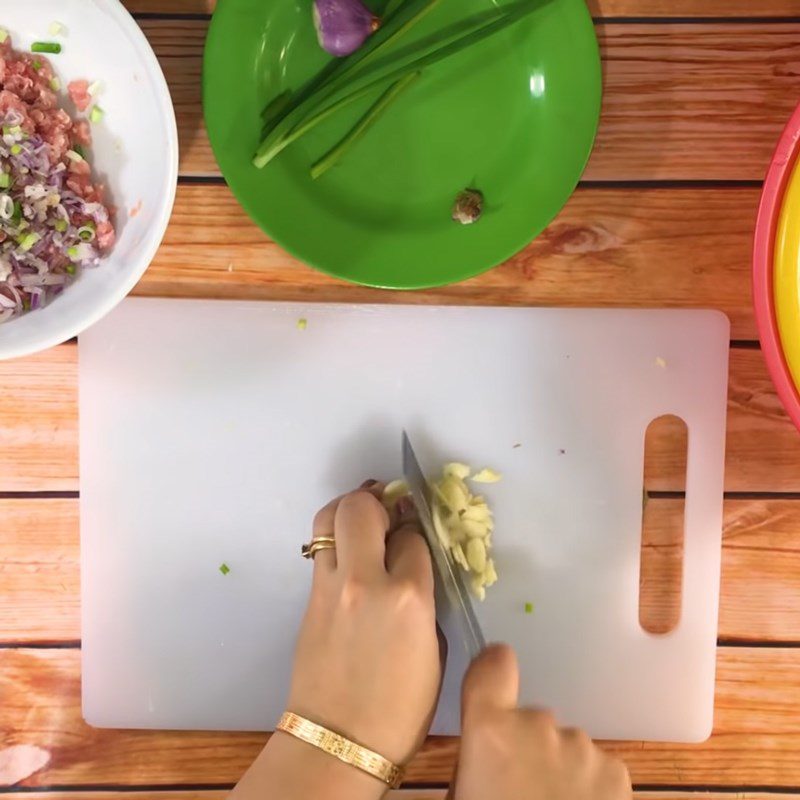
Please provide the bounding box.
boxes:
[78,223,96,242]
[54,219,68,233]
[31,41,62,54]
[219,563,231,575]
[32,59,42,71]
[73,144,85,159]
[67,246,79,260]
[89,105,104,123]
[0,173,10,190]
[10,144,22,156]
[17,232,40,252]
[253,0,550,169]
[311,71,420,179]
[66,264,76,275]
[50,77,61,91]
[0,28,8,44]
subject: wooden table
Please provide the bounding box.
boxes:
[3,0,800,797]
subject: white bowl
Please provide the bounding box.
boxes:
[0,0,178,360]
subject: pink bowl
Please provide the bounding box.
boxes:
[753,100,800,432]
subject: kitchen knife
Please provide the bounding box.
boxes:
[401,430,486,659]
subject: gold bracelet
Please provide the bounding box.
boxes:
[276,711,404,789]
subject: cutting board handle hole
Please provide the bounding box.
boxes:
[639,414,688,635]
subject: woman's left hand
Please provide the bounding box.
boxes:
[287,482,442,766]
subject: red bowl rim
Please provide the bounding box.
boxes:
[753,100,800,432]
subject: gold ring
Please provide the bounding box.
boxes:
[302,537,336,560]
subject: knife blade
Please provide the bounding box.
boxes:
[401,430,486,659]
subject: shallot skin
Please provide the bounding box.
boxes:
[313,0,380,57]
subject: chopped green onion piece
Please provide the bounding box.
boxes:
[89,105,104,124]
[3,125,22,137]
[88,80,103,97]
[32,59,42,71]
[0,174,10,189]
[50,77,61,91]
[66,264,76,275]
[54,219,68,233]
[10,201,21,225]
[22,297,31,311]
[0,28,8,44]
[17,232,40,252]
[78,223,96,242]
[73,144,85,158]
[219,563,231,575]
[297,318,308,331]
[31,41,61,54]
[67,246,79,260]
[49,21,66,36]
[524,602,534,615]
[10,144,22,156]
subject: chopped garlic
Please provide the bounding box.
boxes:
[381,461,500,600]
[471,468,502,484]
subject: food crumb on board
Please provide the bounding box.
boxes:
[558,448,566,455]
[524,601,534,615]
[655,356,667,368]
[129,199,143,218]
[219,563,230,575]
[513,443,522,449]
[226,263,234,273]
[297,318,308,331]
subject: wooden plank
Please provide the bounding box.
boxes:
[3,497,799,645]
[2,648,799,786]
[4,347,800,493]
[0,345,77,492]
[141,184,758,340]
[120,0,800,19]
[0,500,78,645]
[139,19,800,180]
[2,794,799,800]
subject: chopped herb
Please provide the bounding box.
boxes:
[0,28,8,44]
[0,173,10,190]
[89,105,104,123]
[32,59,43,71]
[10,201,22,226]
[31,41,62,54]
[17,232,40,252]
[48,21,66,36]
[73,144,85,158]
[524,602,534,614]
[78,222,96,242]
[50,77,61,92]
[65,264,76,275]
[22,297,30,311]
[66,246,79,260]
[10,144,22,156]
[297,318,308,331]
[54,219,68,233]
[219,563,231,575]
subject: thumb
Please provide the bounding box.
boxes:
[461,643,519,721]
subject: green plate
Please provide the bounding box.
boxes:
[203,0,601,289]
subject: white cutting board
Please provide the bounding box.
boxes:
[79,298,729,742]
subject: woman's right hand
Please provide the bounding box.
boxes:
[452,645,633,800]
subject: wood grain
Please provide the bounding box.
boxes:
[4,346,800,493]
[2,648,799,787]
[141,184,759,339]
[3,496,799,644]
[0,345,77,492]
[2,794,799,800]
[137,19,800,180]
[0,500,79,645]
[120,0,800,20]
